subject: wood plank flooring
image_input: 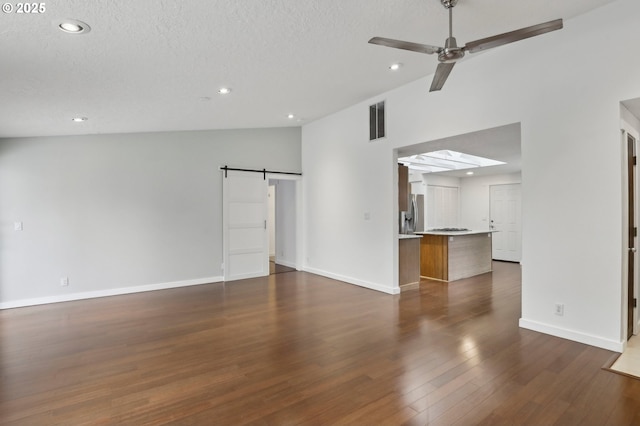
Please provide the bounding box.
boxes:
[269,261,296,275]
[1,262,639,425]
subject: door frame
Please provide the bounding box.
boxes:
[622,125,639,340]
[267,174,303,272]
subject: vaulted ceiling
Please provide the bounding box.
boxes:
[0,0,619,138]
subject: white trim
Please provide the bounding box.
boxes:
[266,172,303,273]
[274,258,298,269]
[519,318,623,353]
[303,266,400,295]
[0,276,223,310]
[620,121,640,339]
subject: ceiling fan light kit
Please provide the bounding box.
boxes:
[369,0,563,91]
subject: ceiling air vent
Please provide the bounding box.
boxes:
[369,101,385,141]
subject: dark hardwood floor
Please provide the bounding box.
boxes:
[1,262,639,425]
[269,261,296,275]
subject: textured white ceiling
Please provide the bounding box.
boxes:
[0,0,618,138]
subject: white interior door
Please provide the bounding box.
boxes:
[490,184,522,262]
[223,170,269,281]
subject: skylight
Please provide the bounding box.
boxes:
[398,150,505,173]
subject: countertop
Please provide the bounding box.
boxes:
[398,234,423,239]
[414,229,497,236]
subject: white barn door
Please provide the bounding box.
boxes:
[223,170,269,281]
[490,184,522,262]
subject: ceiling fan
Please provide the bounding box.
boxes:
[369,0,563,92]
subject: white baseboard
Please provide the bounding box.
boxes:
[274,258,297,269]
[0,276,223,310]
[519,318,624,353]
[303,266,400,295]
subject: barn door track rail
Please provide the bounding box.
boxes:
[220,165,302,180]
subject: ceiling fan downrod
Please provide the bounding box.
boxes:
[439,4,465,63]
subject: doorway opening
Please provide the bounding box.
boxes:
[621,98,640,340]
[268,179,297,275]
[626,133,636,340]
[394,122,522,293]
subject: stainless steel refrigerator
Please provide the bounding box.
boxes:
[400,194,424,233]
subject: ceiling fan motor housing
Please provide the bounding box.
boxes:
[441,0,458,9]
[438,37,465,63]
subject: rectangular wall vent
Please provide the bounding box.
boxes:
[369,101,385,141]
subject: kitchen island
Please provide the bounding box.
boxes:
[399,234,422,291]
[415,229,496,282]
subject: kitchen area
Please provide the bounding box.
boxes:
[397,126,523,290]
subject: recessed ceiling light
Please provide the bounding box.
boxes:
[218,87,231,95]
[389,63,403,71]
[466,171,474,175]
[71,117,88,122]
[287,114,295,119]
[58,19,91,34]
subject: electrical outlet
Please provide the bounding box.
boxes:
[60,277,69,287]
[14,222,23,231]
[554,303,564,316]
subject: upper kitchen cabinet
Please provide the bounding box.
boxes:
[398,164,409,212]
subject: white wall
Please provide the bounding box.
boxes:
[423,174,460,188]
[302,109,397,294]
[0,127,301,307]
[302,0,640,350]
[460,173,522,231]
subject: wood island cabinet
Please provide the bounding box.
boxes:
[420,234,449,281]
[418,231,494,282]
[399,236,421,290]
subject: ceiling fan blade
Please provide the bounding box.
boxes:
[369,37,442,55]
[464,19,563,54]
[430,62,456,92]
